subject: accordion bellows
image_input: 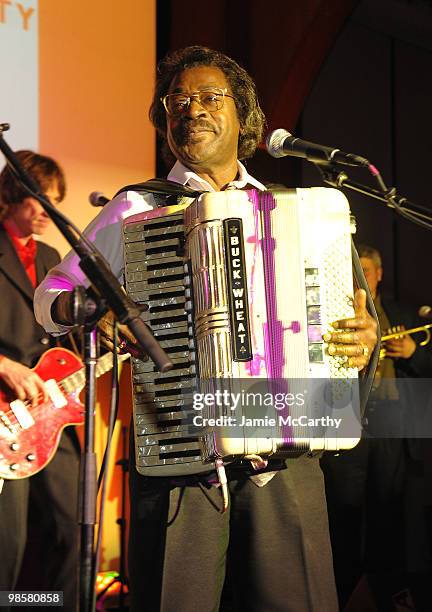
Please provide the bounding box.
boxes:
[124,188,361,476]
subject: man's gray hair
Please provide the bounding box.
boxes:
[357,244,382,268]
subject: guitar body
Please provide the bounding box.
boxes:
[0,348,85,479]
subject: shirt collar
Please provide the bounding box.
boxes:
[167,160,266,192]
[3,223,36,254]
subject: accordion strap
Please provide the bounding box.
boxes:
[113,178,206,199]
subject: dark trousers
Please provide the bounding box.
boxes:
[320,435,406,608]
[0,429,80,612]
[128,454,338,612]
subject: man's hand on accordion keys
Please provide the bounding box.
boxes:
[323,288,377,371]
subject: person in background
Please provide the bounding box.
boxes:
[34,47,377,612]
[0,151,79,612]
[321,243,432,611]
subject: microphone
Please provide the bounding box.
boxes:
[419,305,432,319]
[89,191,110,207]
[265,129,370,167]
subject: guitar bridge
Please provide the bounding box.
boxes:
[0,411,15,434]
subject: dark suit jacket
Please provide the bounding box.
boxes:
[381,296,432,454]
[0,225,59,368]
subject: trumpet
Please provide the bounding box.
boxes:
[381,323,432,346]
[378,323,432,362]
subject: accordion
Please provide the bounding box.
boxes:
[123,188,361,477]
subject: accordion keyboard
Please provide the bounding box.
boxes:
[124,210,209,476]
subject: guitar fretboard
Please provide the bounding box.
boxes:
[61,352,130,394]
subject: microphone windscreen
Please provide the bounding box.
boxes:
[418,305,432,318]
[265,129,291,158]
[88,191,109,206]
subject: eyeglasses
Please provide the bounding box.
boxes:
[161,87,235,117]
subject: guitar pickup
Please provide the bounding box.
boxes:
[45,379,68,409]
[10,400,35,430]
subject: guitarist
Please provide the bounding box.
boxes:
[0,151,79,611]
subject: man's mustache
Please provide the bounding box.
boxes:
[172,120,215,143]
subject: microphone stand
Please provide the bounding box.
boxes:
[116,425,129,612]
[81,326,98,612]
[0,124,173,612]
[95,425,129,612]
[316,163,432,232]
[0,125,172,373]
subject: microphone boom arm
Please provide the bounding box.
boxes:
[316,164,432,232]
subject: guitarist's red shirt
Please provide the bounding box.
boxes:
[4,224,37,287]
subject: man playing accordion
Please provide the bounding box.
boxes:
[35,46,377,612]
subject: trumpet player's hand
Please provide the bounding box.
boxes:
[385,326,416,359]
[323,288,377,371]
[98,310,148,360]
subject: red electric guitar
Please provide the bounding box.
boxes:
[0,348,129,480]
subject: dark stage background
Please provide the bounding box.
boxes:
[156,0,432,309]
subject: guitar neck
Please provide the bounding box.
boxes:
[95,351,130,376]
[61,352,130,393]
